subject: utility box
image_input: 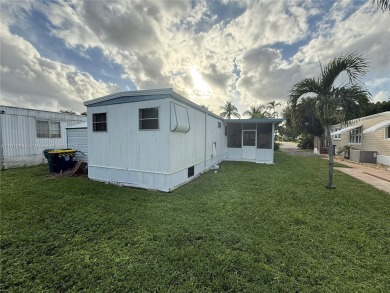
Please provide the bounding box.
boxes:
[350,150,377,163]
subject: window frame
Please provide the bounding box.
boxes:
[333,128,341,140]
[139,107,159,130]
[385,126,390,140]
[349,126,362,144]
[92,113,107,132]
[36,120,61,138]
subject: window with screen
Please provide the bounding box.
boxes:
[93,113,107,131]
[139,108,159,130]
[36,120,61,138]
[227,123,242,148]
[257,123,272,149]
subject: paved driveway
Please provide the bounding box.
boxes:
[279,141,390,193]
[278,141,322,158]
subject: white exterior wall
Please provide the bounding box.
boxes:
[167,99,226,188]
[67,128,88,162]
[0,106,86,169]
[87,98,227,192]
[87,99,171,190]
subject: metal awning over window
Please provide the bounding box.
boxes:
[171,103,190,133]
[331,124,362,136]
[363,120,390,134]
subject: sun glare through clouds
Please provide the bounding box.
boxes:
[189,66,211,99]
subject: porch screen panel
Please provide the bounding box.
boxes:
[257,123,272,149]
[227,123,242,148]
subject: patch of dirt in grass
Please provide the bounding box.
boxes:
[335,156,390,172]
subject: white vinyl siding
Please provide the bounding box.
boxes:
[332,112,390,158]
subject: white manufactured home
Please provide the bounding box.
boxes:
[66,122,88,162]
[0,106,86,169]
[84,89,283,192]
[330,111,390,165]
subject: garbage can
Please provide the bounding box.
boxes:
[43,148,55,173]
[47,149,76,173]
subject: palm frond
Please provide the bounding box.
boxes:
[321,52,369,92]
[372,0,390,11]
[332,84,371,124]
[288,77,321,107]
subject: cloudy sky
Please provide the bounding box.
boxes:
[1,0,389,115]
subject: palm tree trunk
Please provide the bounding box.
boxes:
[326,126,335,189]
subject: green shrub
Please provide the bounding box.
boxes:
[297,133,314,149]
[274,142,281,150]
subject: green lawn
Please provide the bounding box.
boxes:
[1,152,389,292]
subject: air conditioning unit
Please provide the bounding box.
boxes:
[350,150,377,163]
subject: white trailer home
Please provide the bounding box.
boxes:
[84,89,283,192]
[0,106,86,169]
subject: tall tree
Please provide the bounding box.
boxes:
[266,101,282,118]
[243,105,267,119]
[283,98,324,137]
[372,0,390,11]
[287,52,370,189]
[219,101,240,119]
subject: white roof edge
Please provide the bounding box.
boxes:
[331,111,390,128]
[84,88,173,106]
[169,91,224,121]
[66,122,87,129]
[225,118,285,124]
[331,124,362,135]
[362,120,390,134]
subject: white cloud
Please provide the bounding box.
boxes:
[0,26,119,113]
[0,0,388,116]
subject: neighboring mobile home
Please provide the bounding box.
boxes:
[84,88,283,192]
[0,106,86,169]
[66,122,88,162]
[330,111,390,165]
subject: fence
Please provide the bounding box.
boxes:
[1,143,80,169]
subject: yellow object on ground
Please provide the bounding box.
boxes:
[48,149,77,154]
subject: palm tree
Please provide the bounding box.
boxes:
[243,105,267,119]
[372,0,390,11]
[266,101,282,118]
[219,101,240,119]
[287,52,370,189]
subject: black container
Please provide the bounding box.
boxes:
[43,149,55,173]
[43,149,75,173]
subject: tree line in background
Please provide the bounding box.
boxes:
[219,100,281,119]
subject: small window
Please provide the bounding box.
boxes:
[93,113,107,132]
[36,120,61,138]
[385,126,390,140]
[349,126,362,144]
[140,108,159,130]
[218,122,222,128]
[333,128,341,140]
[225,126,227,136]
[188,166,194,178]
